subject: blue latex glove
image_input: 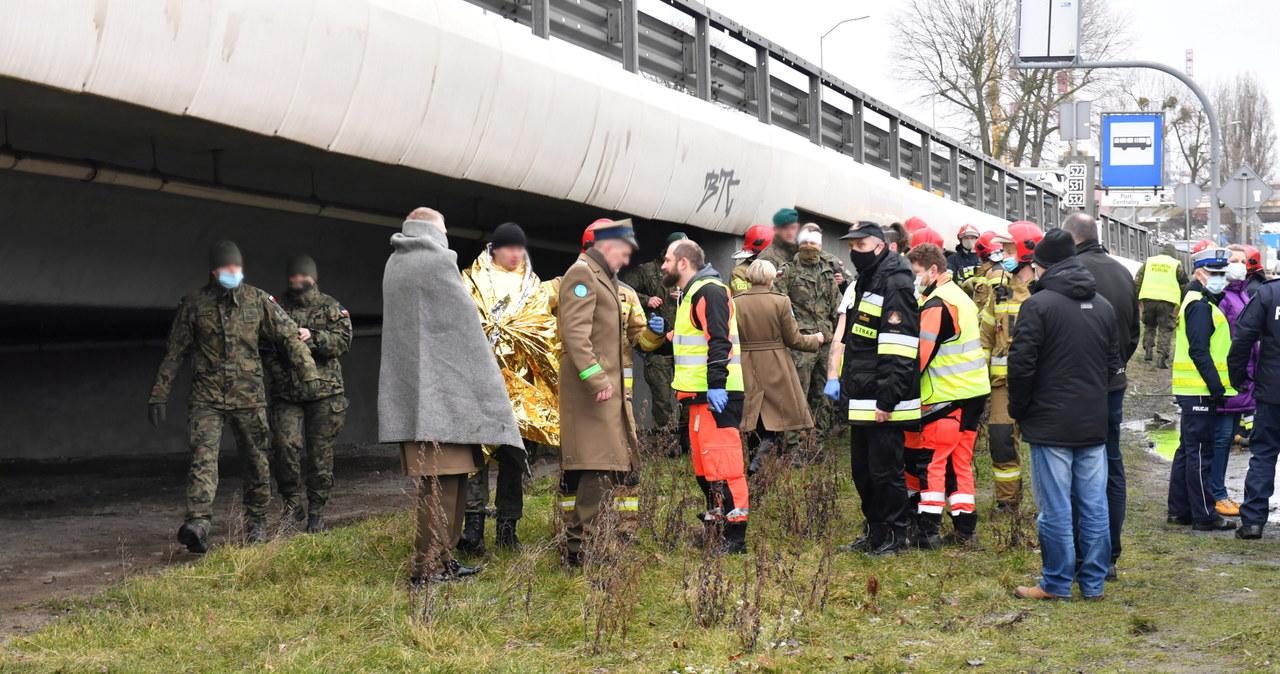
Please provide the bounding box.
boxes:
[823,378,841,402]
[648,315,666,333]
[706,388,728,413]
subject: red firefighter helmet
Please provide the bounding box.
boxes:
[957,223,981,242]
[1007,221,1044,263]
[1243,245,1264,275]
[733,224,774,260]
[974,231,1001,259]
[582,218,613,251]
[904,216,928,234]
[1192,239,1213,254]
[911,226,945,249]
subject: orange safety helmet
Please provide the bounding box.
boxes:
[1007,221,1044,263]
[1243,245,1264,275]
[911,226,945,249]
[733,224,774,260]
[904,216,928,234]
[582,218,613,251]
[957,223,981,242]
[1192,239,1213,254]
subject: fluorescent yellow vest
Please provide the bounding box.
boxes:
[1172,290,1237,397]
[1138,255,1182,305]
[919,280,992,406]
[672,278,744,393]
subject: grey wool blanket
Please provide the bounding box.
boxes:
[377,219,524,448]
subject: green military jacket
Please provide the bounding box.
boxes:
[149,282,318,410]
[621,258,679,326]
[777,253,842,338]
[263,285,352,402]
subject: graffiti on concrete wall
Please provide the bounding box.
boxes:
[698,169,740,217]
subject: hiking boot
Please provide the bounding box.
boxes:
[1166,514,1193,526]
[495,518,521,551]
[457,512,486,554]
[1215,499,1241,517]
[177,521,208,554]
[1236,524,1264,540]
[283,504,306,527]
[306,514,326,534]
[1014,585,1068,601]
[1192,517,1237,531]
[1143,347,1152,362]
[246,518,269,544]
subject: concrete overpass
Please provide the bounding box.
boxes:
[0,0,1148,460]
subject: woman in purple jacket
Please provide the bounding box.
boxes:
[1211,245,1259,517]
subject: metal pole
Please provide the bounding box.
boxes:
[1013,59,1222,239]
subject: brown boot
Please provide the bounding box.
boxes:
[1015,585,1069,601]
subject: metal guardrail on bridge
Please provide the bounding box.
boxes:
[465,0,1150,256]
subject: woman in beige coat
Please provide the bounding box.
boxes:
[732,260,824,473]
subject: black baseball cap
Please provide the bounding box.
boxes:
[839,221,885,240]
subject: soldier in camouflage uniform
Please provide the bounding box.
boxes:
[263,255,352,534]
[149,241,319,553]
[776,224,842,451]
[760,209,848,291]
[621,231,687,451]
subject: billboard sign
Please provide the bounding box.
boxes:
[1100,113,1164,189]
[1016,0,1081,64]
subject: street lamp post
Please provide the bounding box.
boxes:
[819,16,870,74]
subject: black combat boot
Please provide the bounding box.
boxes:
[457,512,486,554]
[177,521,208,554]
[1156,357,1170,370]
[1143,347,1153,362]
[283,504,306,532]
[1236,524,1264,539]
[721,521,748,555]
[839,522,881,553]
[912,514,944,550]
[1192,516,1237,531]
[868,526,906,558]
[945,513,978,546]
[246,518,269,544]
[495,518,521,550]
[306,514,326,534]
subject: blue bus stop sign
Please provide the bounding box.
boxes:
[1100,113,1164,189]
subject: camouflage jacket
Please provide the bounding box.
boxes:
[263,285,352,402]
[760,238,846,290]
[777,253,841,337]
[621,258,679,325]
[149,282,318,410]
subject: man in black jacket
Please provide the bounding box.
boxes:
[1008,229,1120,601]
[1228,273,1280,540]
[825,222,921,557]
[1064,213,1140,580]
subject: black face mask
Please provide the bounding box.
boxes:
[849,247,880,272]
[288,281,315,297]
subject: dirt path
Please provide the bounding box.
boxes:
[0,447,556,639]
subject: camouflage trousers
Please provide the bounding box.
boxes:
[783,344,832,454]
[269,394,348,517]
[1142,300,1177,360]
[186,406,272,528]
[640,353,677,429]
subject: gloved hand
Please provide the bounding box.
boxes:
[148,403,166,427]
[706,388,728,413]
[647,315,666,334]
[300,379,322,400]
[1209,392,1227,409]
[823,378,841,402]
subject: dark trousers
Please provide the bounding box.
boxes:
[850,425,907,531]
[1168,399,1219,524]
[1241,400,1280,527]
[465,444,525,520]
[1103,388,1127,560]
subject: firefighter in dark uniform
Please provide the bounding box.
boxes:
[149,241,319,553]
[824,222,921,556]
[263,254,353,534]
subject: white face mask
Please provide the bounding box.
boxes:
[1204,274,1228,295]
[1225,262,1247,282]
[988,249,1005,263]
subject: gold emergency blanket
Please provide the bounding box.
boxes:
[462,250,561,446]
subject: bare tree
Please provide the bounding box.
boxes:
[1213,72,1277,183]
[891,0,1129,166]
[1115,72,1211,187]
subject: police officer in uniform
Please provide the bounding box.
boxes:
[1229,259,1280,540]
[149,241,319,553]
[824,222,921,556]
[264,254,352,534]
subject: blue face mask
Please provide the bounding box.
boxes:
[217,270,244,289]
[1002,259,1019,273]
[1204,275,1228,295]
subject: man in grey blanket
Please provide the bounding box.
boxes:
[378,207,525,585]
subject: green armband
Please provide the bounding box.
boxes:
[579,364,602,380]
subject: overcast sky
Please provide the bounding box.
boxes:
[709,0,1280,158]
